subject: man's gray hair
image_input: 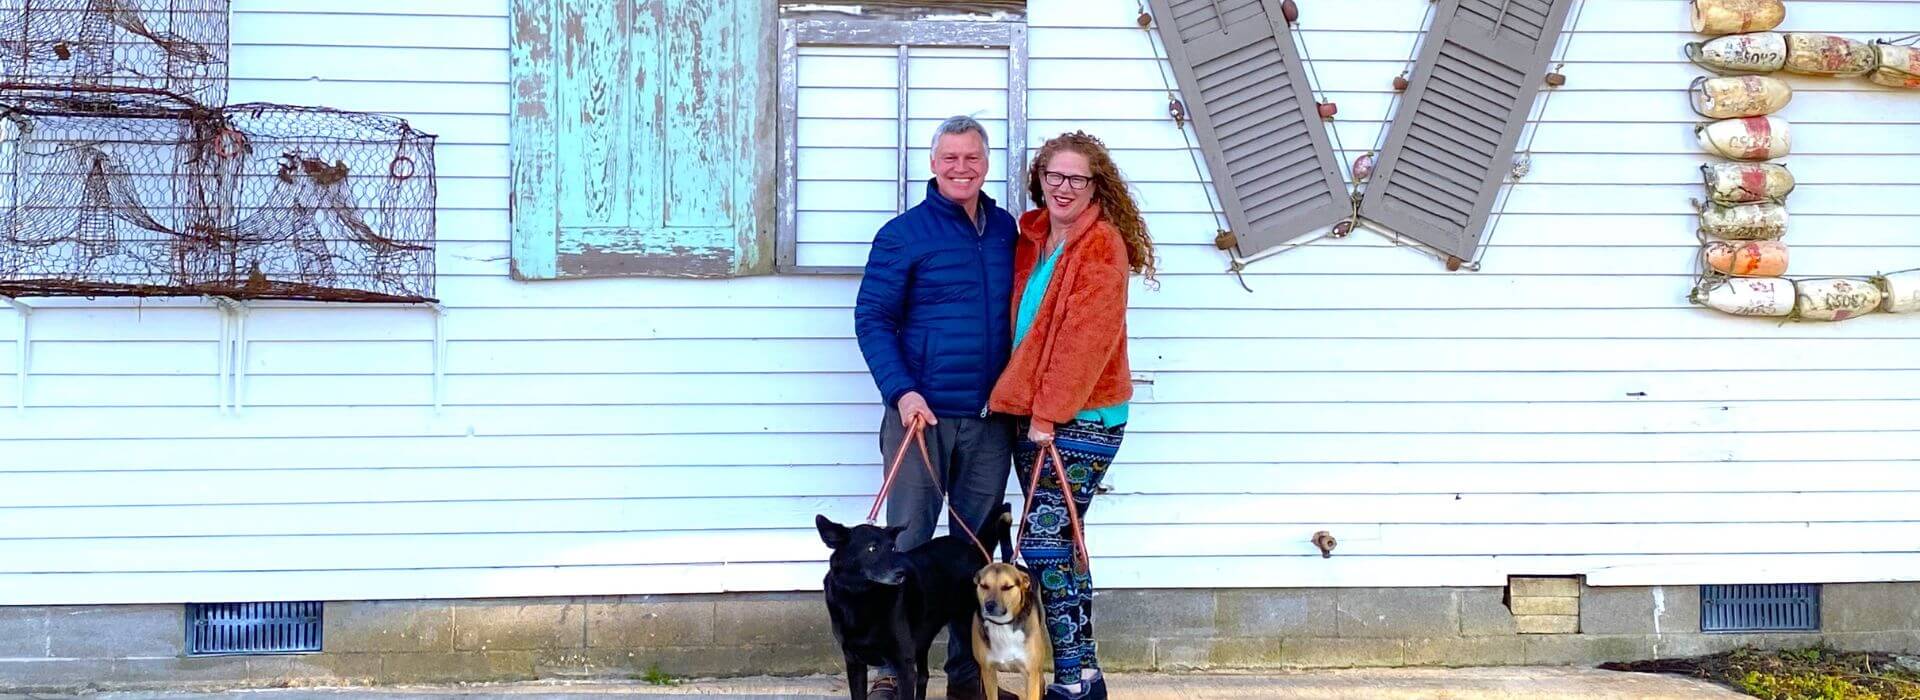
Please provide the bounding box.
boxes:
[930,115,989,151]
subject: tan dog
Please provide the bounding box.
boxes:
[971,562,1049,699]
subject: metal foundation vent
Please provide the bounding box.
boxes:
[187,602,323,655]
[1700,584,1820,633]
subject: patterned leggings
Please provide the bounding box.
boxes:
[1014,417,1124,682]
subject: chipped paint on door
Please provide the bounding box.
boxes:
[510,0,775,279]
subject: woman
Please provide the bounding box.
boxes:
[987,131,1153,700]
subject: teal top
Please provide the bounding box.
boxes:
[1012,245,1129,428]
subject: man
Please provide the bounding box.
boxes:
[853,116,1019,700]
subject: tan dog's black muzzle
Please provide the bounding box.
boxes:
[974,563,1030,624]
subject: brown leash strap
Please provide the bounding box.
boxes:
[864,414,992,563]
[1013,441,1090,573]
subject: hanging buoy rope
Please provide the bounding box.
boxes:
[1463,0,1588,271]
[1288,0,1350,191]
[1218,0,1372,271]
[1338,0,1438,265]
[1137,2,1253,291]
[1352,0,1588,272]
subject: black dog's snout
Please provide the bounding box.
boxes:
[871,566,906,585]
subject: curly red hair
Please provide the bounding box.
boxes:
[1027,131,1156,282]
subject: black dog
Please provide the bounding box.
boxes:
[817,503,1011,700]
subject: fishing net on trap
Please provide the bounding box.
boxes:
[0,0,229,108]
[0,101,437,302]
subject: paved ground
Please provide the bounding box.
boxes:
[4,668,1748,699]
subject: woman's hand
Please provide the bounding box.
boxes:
[1027,418,1055,445]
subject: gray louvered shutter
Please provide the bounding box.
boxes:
[1357,0,1575,261]
[1148,0,1350,251]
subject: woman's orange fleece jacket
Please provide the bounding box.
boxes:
[987,205,1132,425]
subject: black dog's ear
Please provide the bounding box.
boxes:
[883,524,906,546]
[816,514,850,549]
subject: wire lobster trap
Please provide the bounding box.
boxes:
[0,101,437,302]
[0,0,229,108]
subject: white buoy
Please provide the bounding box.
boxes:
[1702,162,1795,204]
[1869,43,1920,89]
[1697,116,1790,161]
[1794,278,1882,321]
[1783,33,1876,77]
[1690,75,1792,118]
[1874,269,1920,313]
[1697,201,1787,240]
[1690,0,1785,35]
[1697,277,1794,317]
[1686,32,1787,74]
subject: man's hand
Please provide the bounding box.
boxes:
[1027,417,1054,445]
[896,391,936,428]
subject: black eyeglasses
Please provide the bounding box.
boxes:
[1042,170,1093,191]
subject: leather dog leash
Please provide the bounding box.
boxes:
[1013,441,1090,573]
[866,414,993,563]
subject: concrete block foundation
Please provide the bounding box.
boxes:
[2,583,1917,691]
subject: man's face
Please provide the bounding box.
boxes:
[930,130,988,206]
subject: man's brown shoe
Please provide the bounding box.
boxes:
[868,675,899,700]
[945,676,1020,700]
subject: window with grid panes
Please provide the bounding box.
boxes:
[777,12,1028,273]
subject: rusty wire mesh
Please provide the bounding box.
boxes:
[0,0,229,108]
[0,101,437,302]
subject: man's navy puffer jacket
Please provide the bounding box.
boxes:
[854,179,1017,418]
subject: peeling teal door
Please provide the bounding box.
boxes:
[510,0,775,279]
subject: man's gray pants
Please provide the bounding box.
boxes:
[875,406,1013,685]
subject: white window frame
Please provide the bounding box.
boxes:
[776,18,1028,274]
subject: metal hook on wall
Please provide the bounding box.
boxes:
[429,302,446,414]
[207,296,248,414]
[199,300,444,414]
[2,295,29,411]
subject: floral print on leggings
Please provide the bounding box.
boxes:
[1014,417,1124,682]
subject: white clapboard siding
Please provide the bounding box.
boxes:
[1,0,1918,606]
[7,461,1919,507]
[8,522,1920,574]
[11,494,1920,543]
